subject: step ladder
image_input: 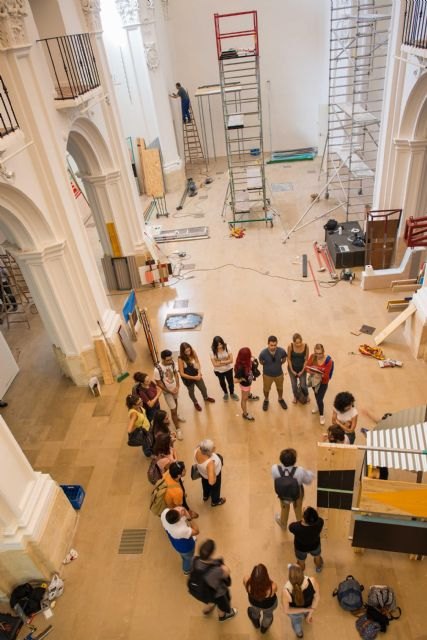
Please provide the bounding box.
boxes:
[0,250,36,329]
[182,105,208,176]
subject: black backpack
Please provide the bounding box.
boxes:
[10,582,46,615]
[187,561,219,603]
[274,466,300,503]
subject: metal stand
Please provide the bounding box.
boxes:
[153,196,169,218]
[214,11,269,227]
[322,1,393,220]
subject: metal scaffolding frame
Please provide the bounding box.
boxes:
[214,10,269,226]
[322,0,393,219]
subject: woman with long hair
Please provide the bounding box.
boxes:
[126,394,152,457]
[132,372,162,422]
[305,343,334,425]
[178,342,215,412]
[152,409,176,441]
[243,564,278,632]
[234,347,259,421]
[152,432,177,474]
[282,564,319,638]
[287,333,309,404]
[210,336,239,401]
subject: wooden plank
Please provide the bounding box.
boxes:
[390,278,418,286]
[358,477,427,518]
[392,284,421,292]
[140,148,165,198]
[374,302,416,345]
[106,222,122,258]
[317,443,358,471]
[136,137,146,194]
[94,338,114,385]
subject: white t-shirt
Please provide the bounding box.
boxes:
[210,346,233,373]
[154,362,177,393]
[336,406,358,425]
[160,509,192,539]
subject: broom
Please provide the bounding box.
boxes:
[97,321,129,383]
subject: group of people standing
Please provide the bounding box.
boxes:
[122,333,362,635]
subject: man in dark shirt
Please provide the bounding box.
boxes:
[171,82,191,123]
[259,335,287,411]
[289,506,324,572]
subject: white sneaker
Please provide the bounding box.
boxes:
[311,407,319,414]
[320,415,325,425]
[176,428,183,440]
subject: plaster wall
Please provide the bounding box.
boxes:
[164,0,330,158]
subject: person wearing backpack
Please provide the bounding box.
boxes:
[305,344,334,425]
[188,539,237,622]
[160,507,199,574]
[282,564,320,638]
[271,448,314,529]
[289,507,324,573]
[154,350,185,440]
[163,461,198,519]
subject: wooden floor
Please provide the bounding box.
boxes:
[2,158,427,640]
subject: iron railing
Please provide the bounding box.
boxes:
[38,33,100,100]
[403,0,427,49]
[0,76,19,137]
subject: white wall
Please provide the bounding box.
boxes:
[165,0,330,157]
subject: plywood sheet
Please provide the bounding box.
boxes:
[317,442,358,471]
[106,222,122,258]
[358,477,427,518]
[94,338,114,385]
[140,148,164,198]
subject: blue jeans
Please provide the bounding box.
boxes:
[288,612,308,635]
[180,548,194,573]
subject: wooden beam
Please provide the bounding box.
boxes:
[374,302,416,345]
[94,338,114,385]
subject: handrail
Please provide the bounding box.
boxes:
[403,0,427,49]
[38,33,101,100]
[0,76,19,138]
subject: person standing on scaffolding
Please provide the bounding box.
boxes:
[170,82,191,123]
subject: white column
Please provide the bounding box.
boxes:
[0,417,56,540]
[115,0,182,178]
[373,1,407,208]
[83,169,146,256]
[80,0,147,254]
[0,417,77,595]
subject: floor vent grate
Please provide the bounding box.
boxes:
[118,529,147,554]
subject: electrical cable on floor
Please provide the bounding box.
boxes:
[175,262,331,284]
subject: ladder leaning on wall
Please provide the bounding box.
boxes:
[0,250,36,329]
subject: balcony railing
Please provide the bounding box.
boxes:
[0,76,19,138]
[38,33,101,100]
[403,0,427,49]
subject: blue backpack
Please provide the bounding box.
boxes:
[325,355,334,379]
[333,575,364,611]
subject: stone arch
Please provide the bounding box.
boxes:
[67,117,114,175]
[399,71,427,140]
[0,184,55,251]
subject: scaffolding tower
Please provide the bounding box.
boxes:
[214,10,268,226]
[182,104,208,176]
[323,0,393,219]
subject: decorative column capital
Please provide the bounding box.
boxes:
[115,0,142,27]
[144,41,159,70]
[0,0,29,50]
[80,0,102,34]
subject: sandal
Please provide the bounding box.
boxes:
[211,498,226,507]
[188,510,199,519]
[243,413,255,421]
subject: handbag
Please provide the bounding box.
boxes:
[251,358,261,379]
[191,464,201,480]
[128,427,148,447]
[147,458,162,485]
[296,379,308,404]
